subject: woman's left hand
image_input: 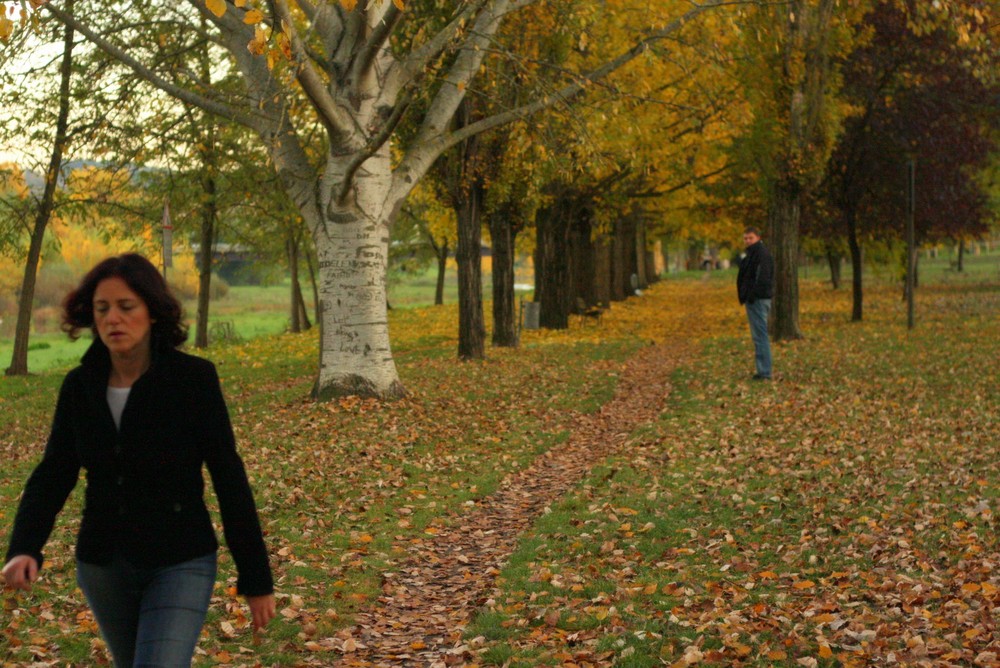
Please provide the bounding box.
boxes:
[247,593,276,631]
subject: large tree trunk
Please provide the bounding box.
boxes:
[456,183,486,359]
[644,248,658,285]
[569,208,594,309]
[310,175,404,400]
[770,182,803,339]
[534,201,572,329]
[6,7,74,377]
[593,237,612,307]
[489,214,518,347]
[609,221,627,302]
[610,214,637,302]
[846,211,863,322]
[634,215,649,290]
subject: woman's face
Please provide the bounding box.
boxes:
[93,277,153,360]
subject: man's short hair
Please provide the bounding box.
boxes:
[744,226,762,237]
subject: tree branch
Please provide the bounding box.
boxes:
[389,0,488,98]
[335,91,413,205]
[41,3,258,128]
[442,0,728,152]
[349,0,403,87]
[272,0,360,145]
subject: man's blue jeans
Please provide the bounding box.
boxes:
[77,552,216,668]
[745,299,772,378]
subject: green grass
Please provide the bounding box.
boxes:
[0,251,997,666]
[0,291,638,666]
[465,279,1000,666]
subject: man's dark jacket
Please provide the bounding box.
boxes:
[5,340,273,596]
[737,240,774,305]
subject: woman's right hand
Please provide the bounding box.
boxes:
[2,555,39,590]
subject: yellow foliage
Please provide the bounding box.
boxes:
[49,220,155,278]
[0,162,30,200]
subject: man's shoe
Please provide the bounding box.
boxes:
[752,374,771,381]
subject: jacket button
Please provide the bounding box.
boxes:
[173,503,182,512]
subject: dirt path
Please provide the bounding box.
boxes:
[337,342,688,667]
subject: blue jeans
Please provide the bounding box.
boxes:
[77,552,216,668]
[745,299,772,378]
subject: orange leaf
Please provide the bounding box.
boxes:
[392,0,404,9]
[819,644,834,659]
[767,650,788,660]
[793,580,815,589]
[243,9,264,24]
[205,0,226,18]
[340,0,357,10]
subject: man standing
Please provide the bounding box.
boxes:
[737,227,774,380]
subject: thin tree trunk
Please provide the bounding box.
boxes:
[288,232,303,333]
[7,5,74,377]
[826,247,841,289]
[957,238,965,272]
[846,212,863,322]
[456,184,485,359]
[433,240,448,306]
[302,238,320,325]
[294,271,311,331]
[195,162,217,348]
[193,29,218,349]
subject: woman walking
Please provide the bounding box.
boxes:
[3,253,275,667]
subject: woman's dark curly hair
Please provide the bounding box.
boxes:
[62,253,188,349]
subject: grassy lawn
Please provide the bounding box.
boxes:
[466,276,999,666]
[0,250,997,666]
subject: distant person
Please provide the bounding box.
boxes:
[2,253,275,667]
[736,227,774,380]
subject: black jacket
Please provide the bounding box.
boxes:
[737,240,774,305]
[5,340,273,596]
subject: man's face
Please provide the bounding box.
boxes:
[743,232,760,248]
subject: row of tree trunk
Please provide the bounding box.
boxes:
[453,185,659,359]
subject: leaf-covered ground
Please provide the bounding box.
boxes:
[467,282,1000,668]
[1,271,997,667]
